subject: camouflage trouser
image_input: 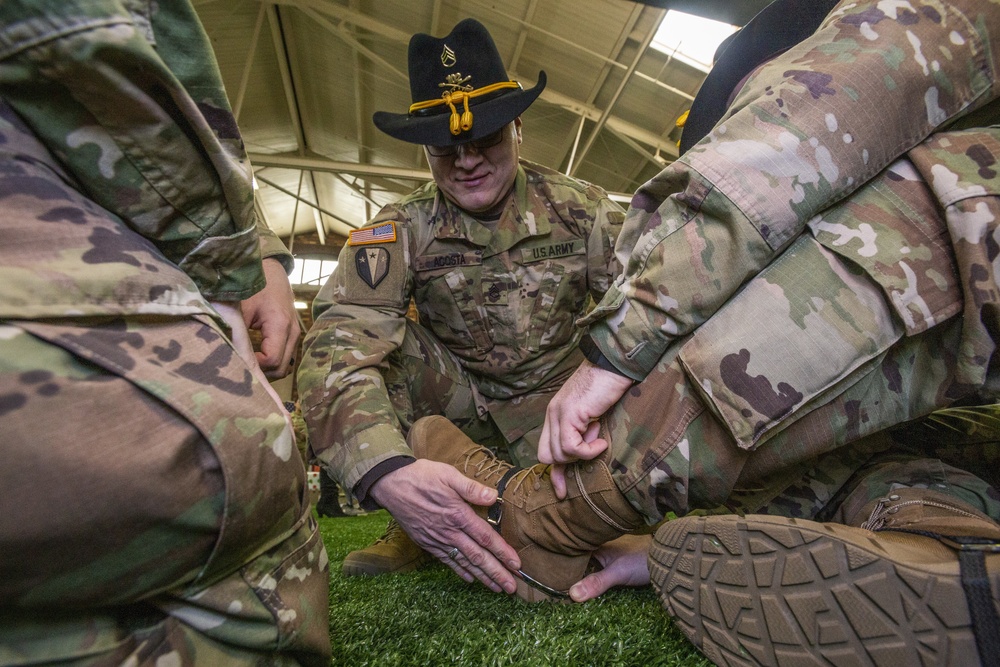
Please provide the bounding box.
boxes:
[0,318,330,666]
[605,232,1000,526]
[384,319,547,467]
[818,451,1000,524]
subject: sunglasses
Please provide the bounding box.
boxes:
[426,127,505,157]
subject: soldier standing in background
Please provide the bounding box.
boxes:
[0,1,329,664]
[297,18,626,591]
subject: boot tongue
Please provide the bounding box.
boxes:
[496,466,524,498]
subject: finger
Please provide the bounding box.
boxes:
[551,464,567,500]
[278,317,301,368]
[438,548,501,591]
[450,473,498,508]
[443,558,477,585]
[441,536,516,594]
[438,470,519,572]
[568,570,615,603]
[553,420,600,462]
[537,418,554,465]
[456,502,521,586]
[255,318,289,375]
[562,436,609,462]
[547,425,580,464]
[464,514,520,575]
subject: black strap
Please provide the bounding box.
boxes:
[885,528,1000,666]
[959,546,1000,667]
[578,334,630,377]
[486,466,522,531]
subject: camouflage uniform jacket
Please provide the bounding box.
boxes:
[0,0,290,324]
[300,160,625,489]
[584,0,1000,387]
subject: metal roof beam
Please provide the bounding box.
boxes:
[349,0,372,221]
[509,0,539,74]
[266,4,305,152]
[265,0,411,42]
[267,3,330,243]
[524,78,678,158]
[571,8,665,175]
[233,3,267,122]
[299,6,407,82]
[267,0,693,100]
[250,153,432,181]
[255,173,358,229]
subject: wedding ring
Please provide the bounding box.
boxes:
[447,547,460,560]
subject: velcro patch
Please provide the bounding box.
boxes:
[484,281,508,305]
[414,251,483,272]
[349,221,397,246]
[355,247,390,288]
[519,239,584,263]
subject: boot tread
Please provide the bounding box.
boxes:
[650,515,991,666]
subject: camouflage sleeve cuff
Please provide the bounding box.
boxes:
[354,456,415,510]
[578,334,630,378]
[178,224,266,301]
[581,284,668,381]
[257,225,294,274]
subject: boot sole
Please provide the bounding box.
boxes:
[341,552,434,577]
[649,515,990,666]
[514,576,553,602]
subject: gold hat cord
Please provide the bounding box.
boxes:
[409,81,521,135]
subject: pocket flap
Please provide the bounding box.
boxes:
[679,235,903,450]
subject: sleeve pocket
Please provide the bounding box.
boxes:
[678,234,904,451]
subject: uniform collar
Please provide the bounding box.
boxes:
[432,164,552,255]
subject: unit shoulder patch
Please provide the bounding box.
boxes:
[355,247,390,289]
[349,221,397,246]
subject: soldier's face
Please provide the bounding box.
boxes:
[426,118,522,217]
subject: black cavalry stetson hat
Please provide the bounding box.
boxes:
[678,0,839,155]
[373,18,546,147]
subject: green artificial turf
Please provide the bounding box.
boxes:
[318,511,712,667]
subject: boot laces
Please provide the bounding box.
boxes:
[861,493,982,531]
[373,518,404,545]
[504,465,550,497]
[459,446,514,485]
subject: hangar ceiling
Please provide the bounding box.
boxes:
[193,0,772,261]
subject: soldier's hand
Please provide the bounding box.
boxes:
[210,300,291,425]
[538,360,633,498]
[568,533,652,602]
[241,257,301,379]
[369,460,521,595]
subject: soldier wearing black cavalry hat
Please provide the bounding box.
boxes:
[298,18,626,589]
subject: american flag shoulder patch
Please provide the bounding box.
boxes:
[348,221,397,246]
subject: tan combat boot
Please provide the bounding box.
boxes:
[649,488,1000,666]
[341,517,434,577]
[408,415,643,601]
